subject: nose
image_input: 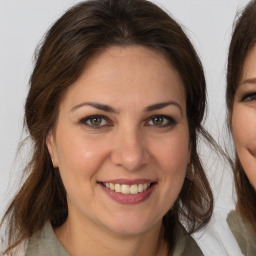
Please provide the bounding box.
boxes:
[110,128,151,171]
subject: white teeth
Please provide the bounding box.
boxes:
[130,184,138,194]
[110,183,115,190]
[114,184,121,193]
[103,182,151,194]
[138,184,144,193]
[121,185,130,194]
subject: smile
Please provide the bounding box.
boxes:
[99,180,157,204]
[102,182,150,194]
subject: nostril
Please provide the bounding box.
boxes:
[110,149,150,171]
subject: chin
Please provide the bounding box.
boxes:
[100,213,160,236]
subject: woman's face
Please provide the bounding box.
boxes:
[232,45,256,190]
[47,46,190,236]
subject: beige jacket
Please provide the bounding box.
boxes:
[227,210,256,256]
[22,221,203,256]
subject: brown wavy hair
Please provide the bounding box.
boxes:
[226,0,256,225]
[1,0,214,253]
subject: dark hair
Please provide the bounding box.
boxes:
[226,0,256,224]
[1,0,213,253]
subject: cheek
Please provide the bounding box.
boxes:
[151,130,190,176]
[150,132,189,211]
[232,106,256,188]
[55,132,110,180]
[232,107,256,154]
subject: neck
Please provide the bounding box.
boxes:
[55,215,169,256]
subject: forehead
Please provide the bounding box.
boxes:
[235,45,256,92]
[241,45,256,79]
[60,45,186,110]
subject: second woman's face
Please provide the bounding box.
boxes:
[232,45,256,190]
[47,46,190,236]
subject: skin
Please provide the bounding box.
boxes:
[47,45,190,256]
[232,45,256,190]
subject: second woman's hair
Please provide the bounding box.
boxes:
[226,0,256,224]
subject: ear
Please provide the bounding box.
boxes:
[46,129,58,167]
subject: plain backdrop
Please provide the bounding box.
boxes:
[0,0,252,255]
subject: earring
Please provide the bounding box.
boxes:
[51,158,56,168]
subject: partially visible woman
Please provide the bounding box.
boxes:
[226,0,256,254]
[1,0,214,255]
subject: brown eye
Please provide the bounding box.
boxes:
[80,115,110,129]
[89,117,102,126]
[152,116,164,125]
[146,115,177,127]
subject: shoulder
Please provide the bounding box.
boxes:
[227,210,256,256]
[25,221,70,256]
[227,210,246,232]
[171,223,204,256]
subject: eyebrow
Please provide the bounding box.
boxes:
[70,102,119,113]
[241,77,256,85]
[70,100,182,115]
[144,101,183,116]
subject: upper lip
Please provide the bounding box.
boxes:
[98,179,157,185]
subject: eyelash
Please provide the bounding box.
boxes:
[241,92,256,102]
[79,115,112,129]
[79,114,177,129]
[145,115,177,128]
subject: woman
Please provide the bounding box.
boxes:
[1,0,214,255]
[226,0,256,254]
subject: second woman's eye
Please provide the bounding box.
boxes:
[241,93,256,102]
[80,115,110,128]
[146,115,176,127]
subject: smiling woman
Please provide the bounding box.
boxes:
[46,45,191,246]
[232,46,256,191]
[1,0,214,255]
[226,0,256,254]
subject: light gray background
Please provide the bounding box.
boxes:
[0,0,252,255]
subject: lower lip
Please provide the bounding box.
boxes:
[100,183,156,204]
